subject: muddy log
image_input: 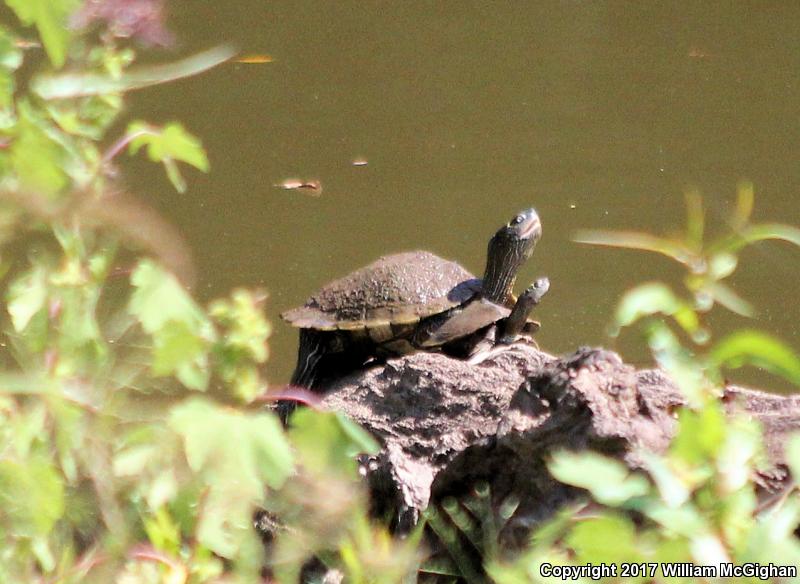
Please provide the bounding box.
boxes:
[320,344,800,540]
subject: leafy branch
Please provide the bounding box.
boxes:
[576,183,800,396]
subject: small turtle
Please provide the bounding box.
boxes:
[281,208,548,391]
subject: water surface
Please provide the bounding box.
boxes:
[125,3,800,389]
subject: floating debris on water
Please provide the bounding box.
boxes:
[236,54,274,64]
[688,47,711,59]
[352,158,368,167]
[274,179,323,196]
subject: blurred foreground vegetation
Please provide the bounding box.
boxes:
[1,1,800,582]
[0,1,412,581]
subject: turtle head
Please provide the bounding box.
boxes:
[482,208,542,304]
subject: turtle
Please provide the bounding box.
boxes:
[281,208,548,391]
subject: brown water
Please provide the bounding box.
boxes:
[125,3,800,390]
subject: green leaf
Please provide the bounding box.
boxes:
[289,409,379,477]
[50,399,83,483]
[574,230,693,265]
[163,158,186,193]
[688,533,729,565]
[643,500,707,536]
[209,290,270,363]
[152,320,209,391]
[143,507,181,555]
[732,181,754,229]
[614,282,700,335]
[531,506,576,549]
[127,122,209,192]
[335,412,381,456]
[33,45,236,99]
[703,281,754,317]
[708,253,737,281]
[170,399,293,485]
[0,456,64,536]
[718,487,757,546]
[31,536,55,572]
[7,267,47,332]
[144,472,179,513]
[744,500,800,568]
[641,453,690,507]
[740,223,800,247]
[0,69,14,126]
[710,223,800,255]
[0,372,56,395]
[130,261,214,389]
[0,27,22,71]
[566,514,641,566]
[210,290,271,401]
[169,398,293,557]
[671,404,726,464]
[684,189,705,252]
[113,444,159,477]
[64,94,123,138]
[652,538,692,570]
[709,330,800,386]
[46,103,99,139]
[647,322,709,405]
[6,0,78,68]
[129,260,207,334]
[11,104,69,195]
[0,28,21,117]
[547,451,650,506]
[786,435,800,484]
[161,123,209,171]
[616,282,678,325]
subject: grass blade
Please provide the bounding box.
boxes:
[33,45,236,100]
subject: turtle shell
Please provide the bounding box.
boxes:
[281,251,482,331]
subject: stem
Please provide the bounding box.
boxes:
[85,437,128,543]
[130,545,183,571]
[102,129,155,166]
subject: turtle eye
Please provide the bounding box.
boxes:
[512,214,524,225]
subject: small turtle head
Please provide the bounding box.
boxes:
[500,208,541,255]
[482,208,542,304]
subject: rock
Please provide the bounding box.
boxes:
[320,344,800,539]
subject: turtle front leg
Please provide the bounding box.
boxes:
[498,277,550,344]
[467,277,549,365]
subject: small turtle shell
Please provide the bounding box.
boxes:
[281,251,481,331]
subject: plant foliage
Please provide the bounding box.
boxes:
[487,190,800,581]
[0,1,413,581]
